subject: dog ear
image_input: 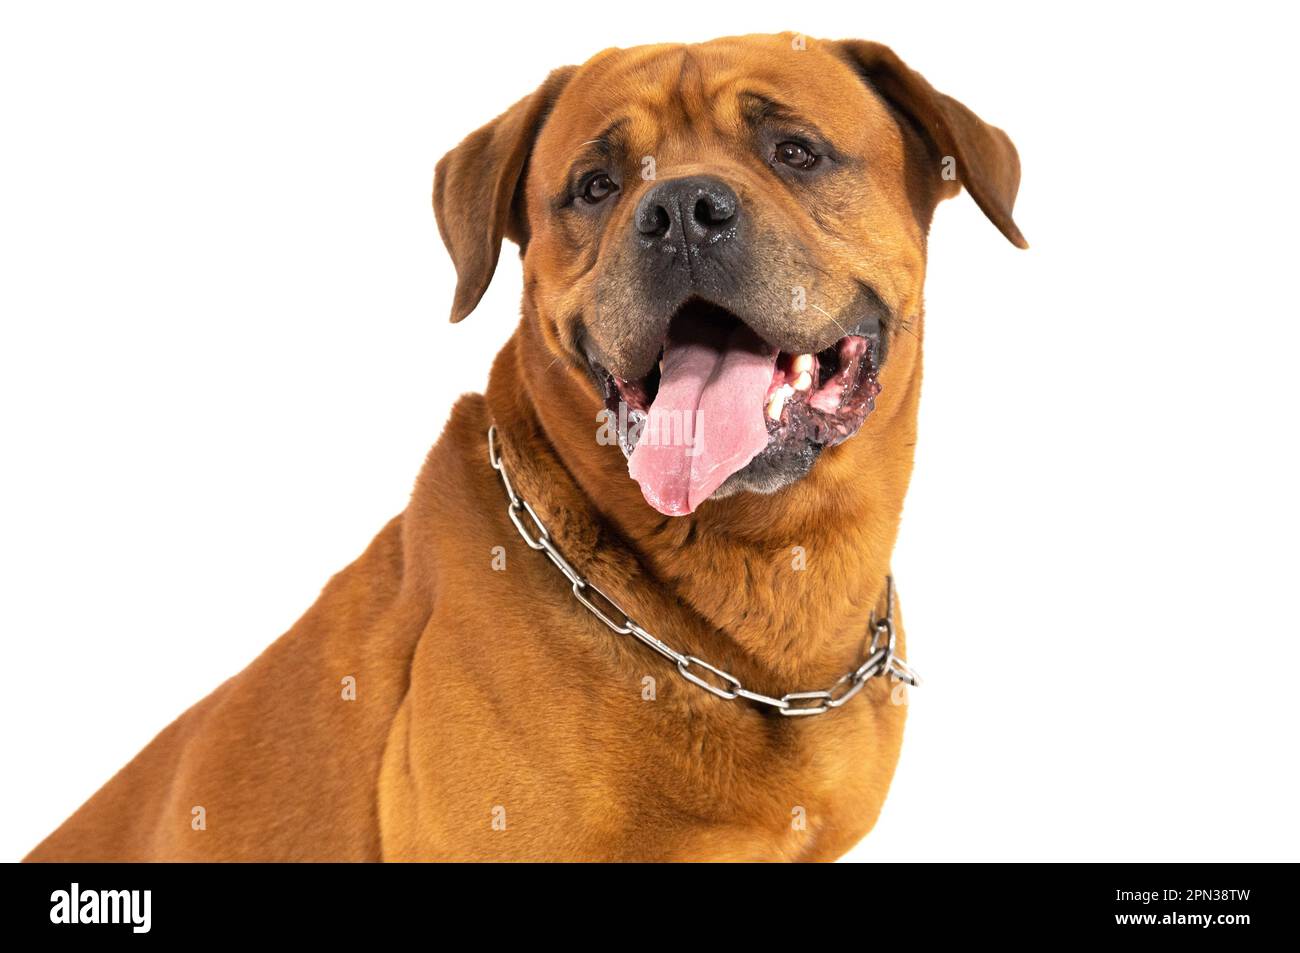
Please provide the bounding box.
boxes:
[832,40,1027,249]
[433,66,576,322]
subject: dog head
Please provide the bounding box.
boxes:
[436,34,1025,517]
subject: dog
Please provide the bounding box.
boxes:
[26,32,1024,862]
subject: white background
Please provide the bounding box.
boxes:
[2,1,1297,862]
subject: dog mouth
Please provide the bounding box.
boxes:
[591,299,883,516]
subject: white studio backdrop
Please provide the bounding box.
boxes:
[2,1,1297,862]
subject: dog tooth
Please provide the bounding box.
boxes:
[767,391,787,421]
[793,371,812,392]
[793,353,814,374]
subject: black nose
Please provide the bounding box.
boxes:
[634,175,739,244]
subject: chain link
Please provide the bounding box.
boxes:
[486,426,919,716]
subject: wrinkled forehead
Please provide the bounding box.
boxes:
[533,37,895,181]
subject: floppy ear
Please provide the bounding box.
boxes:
[433,66,576,322]
[833,40,1027,249]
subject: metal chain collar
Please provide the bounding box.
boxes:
[487,426,919,717]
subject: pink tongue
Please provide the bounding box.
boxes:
[628,322,777,515]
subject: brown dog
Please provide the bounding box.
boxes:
[26,33,1024,862]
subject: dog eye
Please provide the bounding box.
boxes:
[775,141,817,170]
[580,173,619,204]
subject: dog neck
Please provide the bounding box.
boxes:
[485,321,918,689]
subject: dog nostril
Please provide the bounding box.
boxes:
[693,195,733,228]
[639,204,671,238]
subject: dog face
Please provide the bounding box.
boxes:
[436,34,1024,516]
